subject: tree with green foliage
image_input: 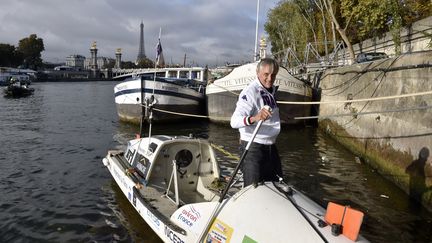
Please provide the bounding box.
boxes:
[265,1,309,63]
[136,57,155,68]
[294,0,319,46]
[339,0,405,55]
[0,43,23,67]
[17,34,44,69]
[402,0,432,23]
[121,61,136,69]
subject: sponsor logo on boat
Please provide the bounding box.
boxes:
[146,209,161,228]
[206,219,233,243]
[164,226,184,243]
[125,149,135,164]
[113,166,129,190]
[177,215,193,227]
[136,161,149,177]
[190,205,201,219]
[215,222,226,232]
[177,205,201,227]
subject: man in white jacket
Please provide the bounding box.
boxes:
[230,58,283,187]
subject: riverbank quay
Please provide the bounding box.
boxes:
[317,51,432,211]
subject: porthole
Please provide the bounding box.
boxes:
[175,149,193,168]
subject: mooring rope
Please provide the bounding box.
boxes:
[278,90,432,105]
[122,94,211,118]
[118,83,432,120]
[294,104,432,120]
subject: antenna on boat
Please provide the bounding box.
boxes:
[253,0,260,62]
[139,76,145,138]
[145,27,163,147]
[153,27,162,96]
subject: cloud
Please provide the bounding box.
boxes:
[0,0,278,66]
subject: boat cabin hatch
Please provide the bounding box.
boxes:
[124,136,222,206]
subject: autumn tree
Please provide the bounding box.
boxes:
[402,0,432,23]
[322,0,355,63]
[17,34,45,69]
[265,0,431,66]
[265,1,309,63]
[285,0,336,63]
[294,0,319,46]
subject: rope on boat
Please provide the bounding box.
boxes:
[120,87,432,120]
[210,143,240,160]
[152,107,209,118]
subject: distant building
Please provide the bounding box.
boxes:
[84,57,115,69]
[66,55,85,70]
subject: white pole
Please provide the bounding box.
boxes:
[148,27,162,149]
[253,0,260,61]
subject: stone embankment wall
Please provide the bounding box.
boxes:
[318,51,432,210]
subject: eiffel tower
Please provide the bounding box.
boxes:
[136,21,146,64]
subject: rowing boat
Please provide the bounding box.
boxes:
[102,134,369,242]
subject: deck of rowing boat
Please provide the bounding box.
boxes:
[102,134,369,242]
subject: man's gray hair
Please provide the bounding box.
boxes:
[257,58,279,74]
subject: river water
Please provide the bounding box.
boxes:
[0,81,431,242]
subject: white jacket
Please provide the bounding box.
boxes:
[230,78,281,145]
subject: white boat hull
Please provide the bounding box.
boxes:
[114,77,205,123]
[206,62,313,124]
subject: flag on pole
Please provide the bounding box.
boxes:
[156,38,165,67]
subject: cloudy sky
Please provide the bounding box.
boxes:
[0,0,280,67]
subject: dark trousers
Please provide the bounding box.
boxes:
[240,140,283,187]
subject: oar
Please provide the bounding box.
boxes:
[197,105,270,242]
